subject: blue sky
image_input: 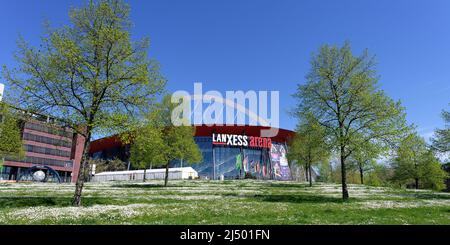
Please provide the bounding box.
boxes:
[1,0,449,140]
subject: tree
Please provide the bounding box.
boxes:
[315,159,333,183]
[129,109,167,182]
[288,115,329,187]
[364,163,393,187]
[129,96,202,186]
[0,103,25,167]
[392,133,448,190]
[432,106,450,154]
[3,0,165,206]
[293,42,408,199]
[419,151,448,190]
[163,123,202,186]
[348,135,383,185]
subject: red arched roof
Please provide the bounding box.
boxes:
[89,124,295,154]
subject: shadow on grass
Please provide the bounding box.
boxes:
[408,193,450,200]
[111,183,186,188]
[222,193,346,204]
[0,196,121,208]
[267,183,310,189]
[254,194,346,204]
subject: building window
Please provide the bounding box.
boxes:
[23,133,72,148]
[24,122,73,138]
[21,156,73,168]
[25,144,71,158]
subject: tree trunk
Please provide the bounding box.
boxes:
[305,166,309,182]
[414,158,419,189]
[308,164,312,187]
[359,165,364,185]
[329,162,333,182]
[164,162,169,187]
[143,168,146,182]
[340,146,349,200]
[72,133,91,206]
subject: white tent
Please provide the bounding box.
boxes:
[91,167,198,182]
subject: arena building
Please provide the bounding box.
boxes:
[90,125,295,180]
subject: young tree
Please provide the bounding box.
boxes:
[293,42,408,199]
[364,163,393,187]
[129,110,167,182]
[288,115,329,187]
[129,96,202,186]
[0,103,25,166]
[2,0,165,206]
[432,106,449,154]
[348,135,383,185]
[315,159,333,183]
[419,151,448,190]
[392,133,447,190]
[163,124,202,186]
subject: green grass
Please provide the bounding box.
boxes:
[0,180,449,224]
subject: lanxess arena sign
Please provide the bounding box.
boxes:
[212,133,272,149]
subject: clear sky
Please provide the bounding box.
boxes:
[1,0,449,140]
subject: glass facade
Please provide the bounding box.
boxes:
[0,166,71,182]
[90,133,293,181]
[170,136,291,180]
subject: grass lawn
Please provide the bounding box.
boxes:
[0,180,449,224]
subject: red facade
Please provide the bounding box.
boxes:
[89,124,295,154]
[2,119,85,183]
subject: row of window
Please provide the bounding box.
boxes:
[24,122,73,138]
[25,144,71,158]
[4,155,73,168]
[23,133,73,148]
[20,156,73,168]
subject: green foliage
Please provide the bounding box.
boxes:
[391,133,426,185]
[293,42,409,199]
[432,106,450,154]
[348,135,384,184]
[288,114,329,186]
[166,125,202,165]
[2,0,165,138]
[2,0,165,205]
[0,103,25,160]
[418,151,448,190]
[364,164,394,187]
[89,158,127,173]
[392,133,448,190]
[315,160,333,182]
[129,109,168,170]
[129,95,202,170]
